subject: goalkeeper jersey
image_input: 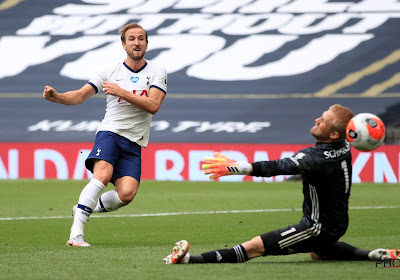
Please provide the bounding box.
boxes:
[88,60,167,147]
[252,141,352,238]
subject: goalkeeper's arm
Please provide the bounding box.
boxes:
[202,152,253,180]
[203,152,305,180]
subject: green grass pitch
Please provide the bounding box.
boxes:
[0,180,399,279]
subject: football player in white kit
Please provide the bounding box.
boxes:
[43,23,167,247]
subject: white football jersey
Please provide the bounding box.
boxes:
[88,60,167,147]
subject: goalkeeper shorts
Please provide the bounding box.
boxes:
[260,217,344,256]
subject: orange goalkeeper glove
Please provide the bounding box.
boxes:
[202,152,252,180]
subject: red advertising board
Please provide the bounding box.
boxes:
[0,143,399,183]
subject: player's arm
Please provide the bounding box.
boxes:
[251,158,302,177]
[102,81,166,114]
[252,149,319,177]
[202,152,253,180]
[43,84,96,105]
[202,151,313,180]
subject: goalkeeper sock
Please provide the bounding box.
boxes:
[190,245,249,263]
[320,242,370,260]
[70,178,105,239]
[93,190,127,213]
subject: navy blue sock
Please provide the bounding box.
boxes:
[190,245,249,263]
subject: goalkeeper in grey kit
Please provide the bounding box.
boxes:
[164,104,399,264]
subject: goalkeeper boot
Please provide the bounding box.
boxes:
[368,249,400,260]
[163,240,190,264]
[67,234,91,247]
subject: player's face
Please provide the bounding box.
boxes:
[123,28,148,61]
[310,109,337,142]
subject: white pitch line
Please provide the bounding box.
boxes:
[0,205,399,221]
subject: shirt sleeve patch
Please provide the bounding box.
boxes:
[290,152,306,166]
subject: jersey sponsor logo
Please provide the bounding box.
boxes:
[324,142,351,159]
[117,89,149,102]
[140,90,148,97]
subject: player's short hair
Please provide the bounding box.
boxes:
[329,104,354,141]
[119,22,148,43]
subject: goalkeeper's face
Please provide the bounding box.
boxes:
[310,109,338,142]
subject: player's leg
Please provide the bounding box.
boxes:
[163,220,313,264]
[311,242,400,261]
[310,242,370,260]
[68,159,112,246]
[188,243,252,264]
[90,177,139,213]
[91,175,139,213]
[186,236,264,263]
[164,235,268,264]
[91,132,141,213]
[163,240,252,264]
[164,222,308,264]
[92,189,127,213]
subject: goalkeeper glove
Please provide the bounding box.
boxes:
[202,152,252,180]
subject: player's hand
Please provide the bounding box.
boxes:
[43,86,57,101]
[103,82,122,97]
[202,152,252,180]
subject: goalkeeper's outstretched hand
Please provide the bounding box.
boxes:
[202,152,252,180]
